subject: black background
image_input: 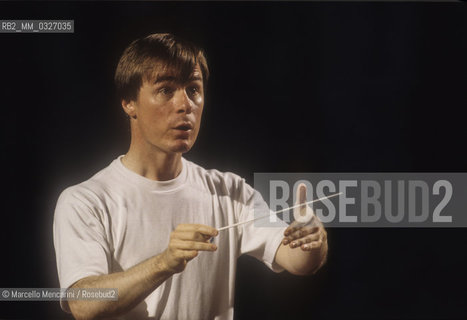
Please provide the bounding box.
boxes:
[1,1,467,319]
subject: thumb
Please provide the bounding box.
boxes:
[293,183,315,225]
[295,183,307,206]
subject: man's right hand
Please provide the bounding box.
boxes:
[66,224,218,319]
[161,224,219,274]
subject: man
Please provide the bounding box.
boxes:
[53,33,327,320]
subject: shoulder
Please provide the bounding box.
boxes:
[184,158,255,203]
[56,159,119,211]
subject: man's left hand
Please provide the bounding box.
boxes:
[282,221,327,251]
[281,183,327,252]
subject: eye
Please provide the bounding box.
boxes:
[187,86,201,96]
[158,87,174,95]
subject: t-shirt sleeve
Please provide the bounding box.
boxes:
[237,182,288,273]
[53,187,111,312]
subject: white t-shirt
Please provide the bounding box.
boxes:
[53,156,288,319]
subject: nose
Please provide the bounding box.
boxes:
[175,89,193,114]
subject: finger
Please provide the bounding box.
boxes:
[296,183,307,205]
[176,250,199,261]
[284,230,320,247]
[293,184,315,225]
[289,226,319,239]
[284,220,305,236]
[170,239,217,252]
[301,229,327,250]
[171,231,213,242]
[175,224,219,237]
[292,184,307,222]
[286,231,321,248]
[300,240,324,251]
[283,226,319,244]
[284,216,321,236]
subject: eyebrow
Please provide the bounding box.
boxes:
[154,74,202,84]
[154,75,177,84]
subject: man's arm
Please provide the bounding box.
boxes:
[274,224,328,276]
[273,183,328,276]
[68,252,172,320]
[67,224,218,320]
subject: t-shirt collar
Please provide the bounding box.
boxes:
[113,155,188,192]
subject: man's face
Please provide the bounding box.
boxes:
[128,63,204,155]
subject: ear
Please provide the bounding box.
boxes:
[121,99,137,119]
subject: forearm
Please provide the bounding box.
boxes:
[68,251,174,320]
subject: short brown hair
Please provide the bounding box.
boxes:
[114,33,209,102]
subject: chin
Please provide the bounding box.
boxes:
[170,141,193,154]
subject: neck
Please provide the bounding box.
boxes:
[122,141,183,181]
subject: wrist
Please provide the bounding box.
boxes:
[155,251,177,276]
